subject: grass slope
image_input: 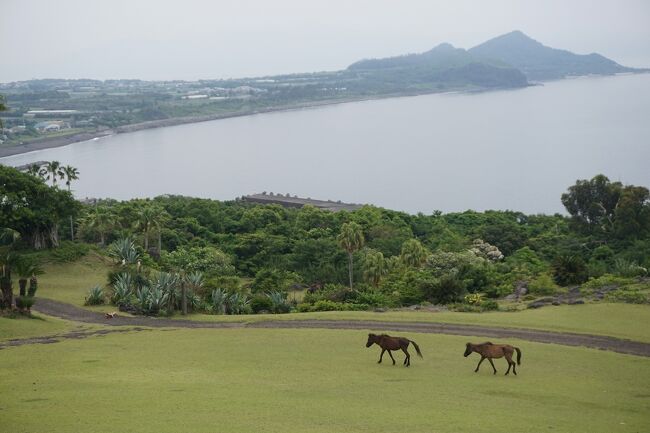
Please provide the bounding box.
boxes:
[1,328,648,433]
[0,314,75,342]
[37,252,116,313]
[181,304,650,343]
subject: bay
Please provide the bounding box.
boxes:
[2,73,649,214]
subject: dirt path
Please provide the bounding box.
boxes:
[18,298,650,357]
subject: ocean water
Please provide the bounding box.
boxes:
[3,73,649,214]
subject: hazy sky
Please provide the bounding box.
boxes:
[2,0,649,82]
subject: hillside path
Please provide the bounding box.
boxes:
[7,298,648,357]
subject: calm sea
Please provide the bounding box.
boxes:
[3,73,649,214]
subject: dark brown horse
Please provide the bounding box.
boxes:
[464,342,522,375]
[366,333,422,366]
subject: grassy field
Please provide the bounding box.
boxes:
[34,254,650,342]
[37,252,117,313]
[180,303,650,342]
[1,327,649,433]
[0,314,77,342]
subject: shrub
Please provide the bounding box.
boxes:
[250,294,273,314]
[204,276,241,293]
[480,299,499,311]
[605,290,648,304]
[85,285,105,305]
[528,273,560,295]
[613,259,648,278]
[303,284,356,304]
[582,274,634,291]
[449,299,498,312]
[297,300,369,312]
[49,241,91,262]
[15,295,36,311]
[552,254,588,286]
[251,268,301,293]
[430,274,466,304]
[161,246,235,276]
[356,290,391,307]
[464,293,483,305]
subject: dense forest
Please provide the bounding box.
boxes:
[1,164,649,315]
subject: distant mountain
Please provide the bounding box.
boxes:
[346,43,529,92]
[469,30,638,81]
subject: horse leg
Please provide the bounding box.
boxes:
[488,358,497,375]
[388,350,396,365]
[505,353,513,375]
[475,356,485,372]
[378,349,385,364]
[402,348,410,367]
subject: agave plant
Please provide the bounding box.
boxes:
[187,291,203,312]
[227,292,250,315]
[111,273,133,306]
[108,237,140,265]
[267,291,290,314]
[186,272,204,294]
[151,272,180,310]
[135,287,150,313]
[85,285,105,306]
[210,288,227,315]
[147,287,169,315]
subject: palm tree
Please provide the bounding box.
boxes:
[41,161,64,187]
[135,205,168,253]
[337,222,364,289]
[400,239,429,268]
[62,165,79,191]
[15,258,43,297]
[62,165,80,239]
[0,228,21,309]
[80,206,117,245]
[26,163,45,179]
[363,249,386,287]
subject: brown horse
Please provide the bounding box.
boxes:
[464,342,522,375]
[366,333,422,366]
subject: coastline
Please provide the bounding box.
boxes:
[1,71,643,159]
[0,86,520,159]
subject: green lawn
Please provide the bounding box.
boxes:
[181,303,650,343]
[0,314,76,342]
[1,328,648,433]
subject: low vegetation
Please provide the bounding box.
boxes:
[2,165,649,319]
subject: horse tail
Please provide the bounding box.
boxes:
[515,347,522,365]
[410,340,423,358]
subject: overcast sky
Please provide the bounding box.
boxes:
[2,0,649,82]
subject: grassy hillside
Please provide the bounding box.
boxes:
[1,328,648,433]
[0,314,76,342]
[30,256,650,342]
